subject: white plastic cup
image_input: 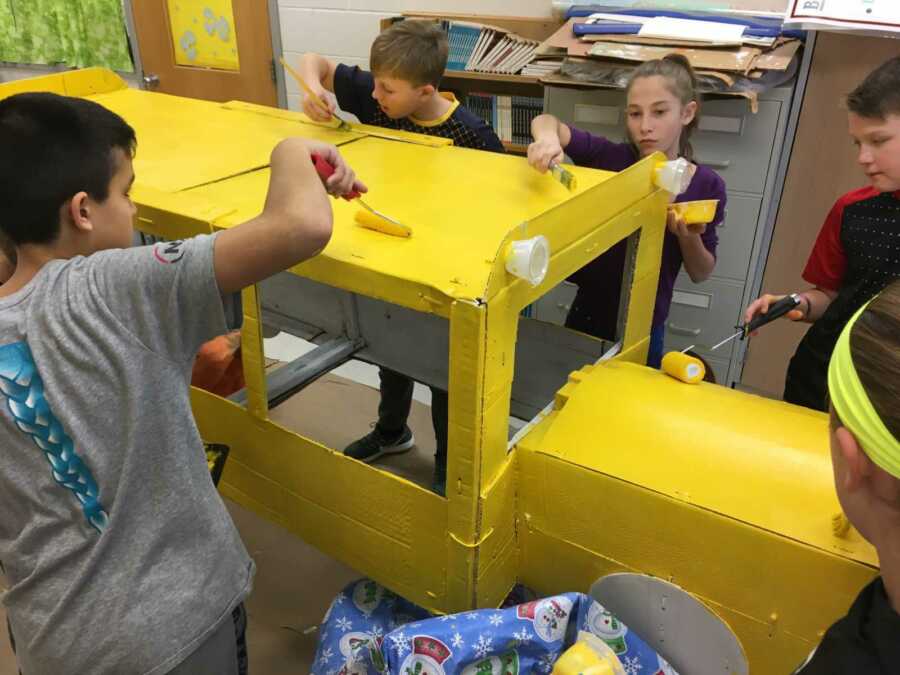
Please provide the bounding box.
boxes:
[654,158,696,195]
[505,235,550,287]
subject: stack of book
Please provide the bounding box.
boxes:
[521,60,562,78]
[465,94,543,147]
[445,21,540,75]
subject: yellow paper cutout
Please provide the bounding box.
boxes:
[168,0,240,71]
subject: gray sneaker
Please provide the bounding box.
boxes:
[343,425,415,463]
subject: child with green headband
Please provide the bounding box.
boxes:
[745,56,900,412]
[794,278,900,674]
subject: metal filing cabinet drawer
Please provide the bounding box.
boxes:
[692,99,782,194]
[544,87,783,194]
[544,87,626,143]
[710,192,763,283]
[664,277,745,360]
[533,281,578,326]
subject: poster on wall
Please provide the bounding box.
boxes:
[785,0,900,33]
[168,0,241,71]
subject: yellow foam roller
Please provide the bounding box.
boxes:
[662,351,706,384]
[354,208,412,238]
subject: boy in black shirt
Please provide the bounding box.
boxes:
[298,20,503,495]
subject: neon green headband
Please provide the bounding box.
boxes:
[828,299,900,479]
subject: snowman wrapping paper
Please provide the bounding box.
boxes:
[312,579,678,675]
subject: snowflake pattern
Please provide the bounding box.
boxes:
[371,624,385,639]
[488,613,504,627]
[333,593,346,606]
[389,631,411,658]
[473,633,493,659]
[335,616,353,633]
[466,612,480,621]
[318,646,334,666]
[512,628,533,645]
[438,614,453,622]
[451,632,465,649]
[623,655,643,674]
[536,652,556,674]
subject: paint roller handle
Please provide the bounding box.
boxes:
[744,293,801,335]
[311,153,361,200]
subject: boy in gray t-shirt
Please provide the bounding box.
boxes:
[0,92,364,674]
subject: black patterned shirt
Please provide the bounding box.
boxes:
[333,64,503,152]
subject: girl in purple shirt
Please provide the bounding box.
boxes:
[528,54,727,367]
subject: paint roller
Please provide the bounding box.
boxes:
[310,153,411,238]
[662,294,801,384]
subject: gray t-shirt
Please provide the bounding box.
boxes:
[0,234,254,675]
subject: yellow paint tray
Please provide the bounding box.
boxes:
[669,199,718,225]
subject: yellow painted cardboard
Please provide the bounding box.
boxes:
[0,69,874,672]
[90,89,365,192]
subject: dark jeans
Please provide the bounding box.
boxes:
[784,345,829,412]
[377,367,448,469]
[167,603,248,675]
[647,323,665,369]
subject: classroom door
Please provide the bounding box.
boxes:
[130,0,278,106]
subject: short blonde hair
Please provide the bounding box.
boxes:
[370,20,448,88]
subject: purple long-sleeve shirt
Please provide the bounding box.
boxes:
[564,127,726,339]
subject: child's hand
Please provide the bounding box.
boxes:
[527,137,564,174]
[666,210,705,237]
[305,141,367,198]
[743,293,806,336]
[302,84,338,123]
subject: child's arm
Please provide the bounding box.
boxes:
[528,114,572,173]
[214,138,364,295]
[744,288,837,331]
[298,53,339,122]
[744,193,845,330]
[670,212,716,283]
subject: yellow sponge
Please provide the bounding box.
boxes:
[354,209,411,238]
[662,351,706,384]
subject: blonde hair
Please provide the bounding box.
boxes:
[625,54,700,161]
[370,20,449,88]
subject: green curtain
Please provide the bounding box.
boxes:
[0,0,133,71]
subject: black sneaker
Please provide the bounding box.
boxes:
[344,425,415,463]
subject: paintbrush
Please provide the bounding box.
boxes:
[550,162,577,191]
[279,56,353,133]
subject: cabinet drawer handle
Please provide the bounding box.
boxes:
[667,323,701,337]
[696,158,731,169]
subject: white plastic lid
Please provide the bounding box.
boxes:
[654,158,696,195]
[505,235,550,287]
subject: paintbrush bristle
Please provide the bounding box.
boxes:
[551,163,577,191]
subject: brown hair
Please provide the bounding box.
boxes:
[847,56,900,120]
[625,54,700,161]
[848,279,900,440]
[370,20,449,88]
[683,350,717,384]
